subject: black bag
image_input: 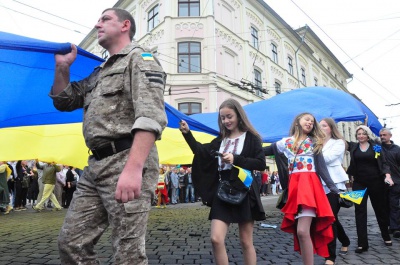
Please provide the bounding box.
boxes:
[217,180,248,205]
[276,188,288,209]
[338,197,353,208]
[21,175,30,189]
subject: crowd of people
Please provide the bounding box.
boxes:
[0,160,80,214]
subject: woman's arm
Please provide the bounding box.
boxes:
[323,139,345,165]
[315,152,340,193]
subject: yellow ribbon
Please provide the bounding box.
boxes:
[375,152,380,159]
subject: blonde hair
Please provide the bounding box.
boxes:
[289,113,325,154]
[355,125,376,141]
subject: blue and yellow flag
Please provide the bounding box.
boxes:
[339,188,367,205]
[233,165,253,188]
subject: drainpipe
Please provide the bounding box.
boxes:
[295,25,308,88]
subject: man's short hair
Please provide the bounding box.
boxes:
[102,8,136,40]
[380,127,392,135]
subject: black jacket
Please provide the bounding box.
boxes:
[381,141,400,184]
[346,140,390,179]
[182,130,266,207]
[263,142,339,193]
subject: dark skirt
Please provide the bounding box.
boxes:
[209,170,265,223]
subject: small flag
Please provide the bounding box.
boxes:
[233,165,253,188]
[339,188,367,205]
[141,52,154,61]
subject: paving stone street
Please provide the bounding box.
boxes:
[1,196,400,264]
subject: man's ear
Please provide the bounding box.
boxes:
[121,20,131,34]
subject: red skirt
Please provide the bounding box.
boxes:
[281,171,335,257]
[155,183,169,203]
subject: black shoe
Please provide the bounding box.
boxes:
[393,231,400,238]
[339,246,348,255]
[355,247,368,253]
[384,241,392,246]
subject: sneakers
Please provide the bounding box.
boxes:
[4,206,13,214]
[155,205,161,208]
[162,205,166,209]
[32,205,42,212]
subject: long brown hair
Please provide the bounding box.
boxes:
[217,98,261,141]
[289,112,325,154]
[321,117,348,150]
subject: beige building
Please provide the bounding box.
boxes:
[80,0,360,168]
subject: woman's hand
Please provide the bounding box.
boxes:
[179,120,190,134]
[385,175,394,186]
[221,153,234,164]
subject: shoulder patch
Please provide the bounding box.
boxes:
[141,52,154,61]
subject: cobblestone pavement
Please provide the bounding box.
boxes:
[1,196,400,264]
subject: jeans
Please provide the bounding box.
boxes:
[185,184,195,203]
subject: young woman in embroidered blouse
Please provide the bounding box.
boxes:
[179,98,266,265]
[346,125,392,253]
[319,118,350,265]
[263,113,339,265]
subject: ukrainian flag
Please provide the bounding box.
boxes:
[339,188,367,205]
[233,165,253,188]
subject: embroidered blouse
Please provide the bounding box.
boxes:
[276,136,315,173]
[218,132,247,171]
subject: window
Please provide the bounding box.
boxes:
[254,69,262,96]
[288,56,293,75]
[178,102,201,115]
[275,82,281,94]
[178,0,200,17]
[178,42,201,73]
[148,5,159,31]
[301,68,306,85]
[271,43,278,63]
[314,77,318,86]
[251,27,259,50]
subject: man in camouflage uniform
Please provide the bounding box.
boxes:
[50,8,167,265]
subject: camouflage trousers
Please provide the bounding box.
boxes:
[58,148,158,265]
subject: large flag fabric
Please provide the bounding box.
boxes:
[191,87,383,142]
[340,189,367,205]
[0,31,218,168]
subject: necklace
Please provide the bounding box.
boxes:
[359,142,370,152]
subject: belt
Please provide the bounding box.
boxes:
[90,136,133,160]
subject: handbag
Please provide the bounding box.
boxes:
[276,188,288,209]
[21,175,30,189]
[217,180,248,205]
[338,188,354,208]
[338,197,353,208]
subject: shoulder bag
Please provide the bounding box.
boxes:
[217,166,249,205]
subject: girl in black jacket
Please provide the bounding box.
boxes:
[179,98,265,265]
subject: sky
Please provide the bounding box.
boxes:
[1,0,399,141]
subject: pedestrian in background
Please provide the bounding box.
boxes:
[50,8,166,264]
[346,125,392,253]
[263,113,339,265]
[179,98,266,265]
[33,162,62,211]
[379,128,400,237]
[320,118,351,265]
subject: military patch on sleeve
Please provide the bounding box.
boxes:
[141,53,154,61]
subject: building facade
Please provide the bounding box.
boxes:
[80,0,359,167]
